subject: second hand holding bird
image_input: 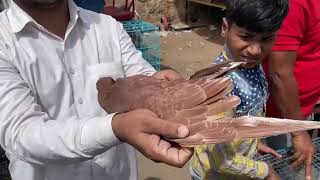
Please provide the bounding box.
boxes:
[112,109,193,168]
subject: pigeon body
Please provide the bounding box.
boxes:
[97,62,320,147]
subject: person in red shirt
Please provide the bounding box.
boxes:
[263,0,320,179]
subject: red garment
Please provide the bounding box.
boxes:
[263,0,320,118]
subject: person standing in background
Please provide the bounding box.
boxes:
[191,0,289,179]
[263,0,320,179]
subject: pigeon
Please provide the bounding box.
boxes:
[97,62,320,147]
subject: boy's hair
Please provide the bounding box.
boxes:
[225,0,289,33]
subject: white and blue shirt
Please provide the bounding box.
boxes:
[214,50,269,117]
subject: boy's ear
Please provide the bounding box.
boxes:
[221,18,228,38]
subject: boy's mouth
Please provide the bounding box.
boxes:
[240,56,261,68]
[242,56,260,64]
[241,62,259,68]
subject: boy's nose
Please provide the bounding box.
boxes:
[247,43,262,56]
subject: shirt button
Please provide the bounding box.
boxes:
[5,43,9,50]
[78,98,83,104]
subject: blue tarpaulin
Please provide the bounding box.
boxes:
[73,0,105,13]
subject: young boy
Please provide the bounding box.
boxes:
[191,0,289,179]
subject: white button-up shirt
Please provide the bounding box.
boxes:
[0,1,155,180]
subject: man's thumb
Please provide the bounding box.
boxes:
[144,117,190,139]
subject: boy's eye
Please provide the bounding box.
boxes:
[239,34,252,41]
[262,36,275,42]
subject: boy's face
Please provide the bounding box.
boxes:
[221,18,277,68]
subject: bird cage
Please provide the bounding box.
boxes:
[122,20,160,71]
[255,138,320,180]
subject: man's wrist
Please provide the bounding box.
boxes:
[79,114,121,155]
[111,113,125,142]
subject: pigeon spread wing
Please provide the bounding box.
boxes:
[174,117,320,147]
[97,62,320,147]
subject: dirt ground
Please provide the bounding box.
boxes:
[137,25,224,180]
[160,28,224,76]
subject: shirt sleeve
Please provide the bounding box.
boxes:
[117,21,157,77]
[210,140,269,179]
[272,1,306,51]
[0,45,120,165]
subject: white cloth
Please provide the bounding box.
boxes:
[0,0,155,180]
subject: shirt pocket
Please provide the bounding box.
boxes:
[83,62,124,116]
[87,61,124,81]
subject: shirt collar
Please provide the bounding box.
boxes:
[222,45,236,62]
[7,0,84,34]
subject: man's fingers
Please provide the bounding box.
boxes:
[290,155,304,168]
[158,139,172,156]
[178,148,194,165]
[267,148,283,159]
[163,71,183,81]
[305,152,313,180]
[144,117,189,139]
[156,140,193,167]
[145,136,193,167]
[288,151,301,163]
[152,70,184,81]
[165,147,194,168]
[258,143,283,159]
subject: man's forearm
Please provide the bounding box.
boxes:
[270,70,304,120]
[270,70,306,137]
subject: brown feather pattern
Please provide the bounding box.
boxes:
[97,62,320,147]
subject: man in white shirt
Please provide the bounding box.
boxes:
[0,0,193,180]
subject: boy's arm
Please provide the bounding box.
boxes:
[211,140,269,179]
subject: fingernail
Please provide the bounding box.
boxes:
[306,176,312,180]
[178,126,189,138]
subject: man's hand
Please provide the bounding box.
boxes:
[265,165,281,180]
[258,142,281,180]
[111,109,193,168]
[258,142,283,159]
[290,131,314,180]
[152,70,184,81]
